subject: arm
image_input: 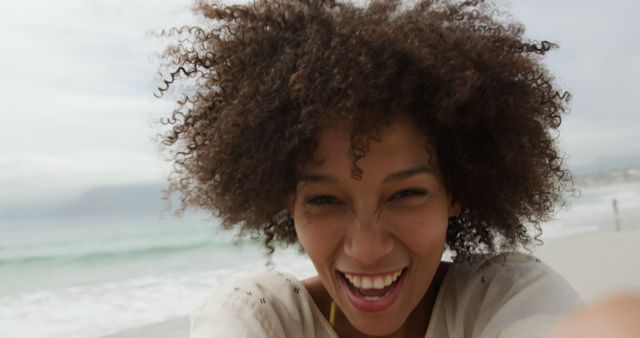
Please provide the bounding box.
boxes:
[547,294,640,338]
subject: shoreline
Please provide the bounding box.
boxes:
[101,230,640,338]
[99,316,189,338]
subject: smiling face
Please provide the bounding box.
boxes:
[291,117,460,336]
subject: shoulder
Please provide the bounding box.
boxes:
[445,252,583,308]
[434,253,583,338]
[449,252,567,289]
[190,271,327,338]
[219,271,310,317]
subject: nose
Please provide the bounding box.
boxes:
[343,214,394,266]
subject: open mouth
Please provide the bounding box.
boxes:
[338,268,407,312]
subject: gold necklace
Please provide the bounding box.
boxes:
[329,301,336,327]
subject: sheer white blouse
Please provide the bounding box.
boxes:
[190,253,582,338]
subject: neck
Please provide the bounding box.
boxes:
[333,277,439,338]
[304,262,450,338]
[334,262,449,338]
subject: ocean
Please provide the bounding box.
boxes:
[1,177,639,338]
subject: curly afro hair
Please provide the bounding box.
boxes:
[157,0,573,260]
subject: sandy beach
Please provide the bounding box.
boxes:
[101,230,640,338]
[535,230,640,303]
[100,317,189,338]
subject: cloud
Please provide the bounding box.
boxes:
[505,0,640,170]
[0,0,191,205]
[1,0,639,207]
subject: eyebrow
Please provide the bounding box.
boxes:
[299,166,434,184]
[382,166,434,183]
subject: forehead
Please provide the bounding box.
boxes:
[303,117,437,176]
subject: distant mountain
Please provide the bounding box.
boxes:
[3,162,639,222]
[50,183,167,217]
[571,154,640,176]
[0,182,173,221]
[575,167,640,187]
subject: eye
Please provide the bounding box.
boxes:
[304,195,342,206]
[389,189,427,201]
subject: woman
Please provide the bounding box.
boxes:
[158,0,586,336]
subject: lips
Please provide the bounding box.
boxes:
[338,268,407,312]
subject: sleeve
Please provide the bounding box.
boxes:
[439,253,584,338]
[189,291,270,338]
[188,279,291,338]
[188,272,319,338]
[473,254,584,338]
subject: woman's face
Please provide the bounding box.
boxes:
[291,117,459,335]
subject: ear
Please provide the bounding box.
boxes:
[448,197,461,218]
[286,192,297,216]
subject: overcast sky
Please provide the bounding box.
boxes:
[1,0,639,207]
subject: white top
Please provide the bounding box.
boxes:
[190,253,583,338]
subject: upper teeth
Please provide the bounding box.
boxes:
[343,269,403,289]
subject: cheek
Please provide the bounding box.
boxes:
[293,212,344,258]
[388,209,449,255]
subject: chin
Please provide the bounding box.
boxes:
[349,314,406,336]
